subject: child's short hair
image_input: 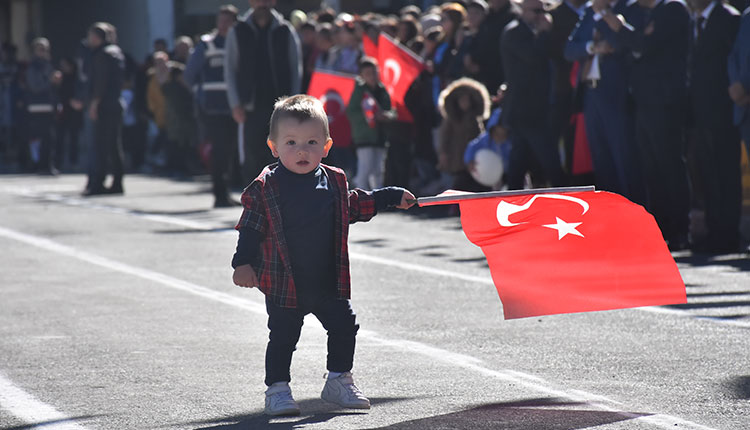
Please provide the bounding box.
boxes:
[268,95,330,140]
[358,56,378,73]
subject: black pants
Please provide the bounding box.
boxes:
[634,103,690,241]
[201,113,237,202]
[89,107,124,190]
[56,118,81,168]
[385,121,414,188]
[692,123,742,246]
[264,298,359,386]
[27,112,55,172]
[242,108,275,183]
[507,124,566,189]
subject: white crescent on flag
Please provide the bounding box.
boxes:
[320,90,344,122]
[383,58,401,90]
[496,194,590,227]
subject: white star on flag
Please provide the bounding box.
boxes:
[543,217,584,240]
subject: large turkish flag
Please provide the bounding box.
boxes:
[421,190,686,319]
[307,70,356,148]
[377,33,423,122]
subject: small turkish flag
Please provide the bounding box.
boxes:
[420,189,686,319]
[307,70,356,148]
[377,33,423,122]
[363,34,378,59]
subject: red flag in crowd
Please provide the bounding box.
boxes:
[419,189,687,319]
[363,34,378,59]
[307,70,356,148]
[571,113,593,175]
[377,33,424,122]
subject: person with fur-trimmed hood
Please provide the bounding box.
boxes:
[436,77,491,191]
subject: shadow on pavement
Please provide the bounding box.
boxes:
[186,397,411,430]
[673,253,750,272]
[1,415,102,430]
[727,375,750,399]
[370,397,650,430]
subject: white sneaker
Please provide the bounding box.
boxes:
[321,372,371,409]
[264,382,301,416]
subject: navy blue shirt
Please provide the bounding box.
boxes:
[277,163,336,308]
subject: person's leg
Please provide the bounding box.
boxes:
[661,105,690,245]
[204,114,236,205]
[88,116,108,192]
[506,131,531,190]
[525,125,566,187]
[313,299,359,373]
[265,299,305,386]
[105,109,125,191]
[314,298,369,409]
[584,92,620,194]
[371,147,387,189]
[701,124,742,250]
[264,300,304,416]
[353,147,372,189]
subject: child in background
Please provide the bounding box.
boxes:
[436,77,491,192]
[331,18,362,74]
[346,57,395,189]
[232,95,415,416]
[464,107,511,190]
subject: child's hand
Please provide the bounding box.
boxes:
[396,190,416,210]
[233,264,259,288]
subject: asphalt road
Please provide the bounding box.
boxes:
[0,174,748,430]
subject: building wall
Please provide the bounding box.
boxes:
[38,0,174,64]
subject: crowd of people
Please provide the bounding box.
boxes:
[1,0,749,253]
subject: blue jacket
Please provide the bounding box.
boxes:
[565,0,631,104]
[464,108,511,171]
[25,57,56,114]
[728,7,750,126]
[185,32,230,115]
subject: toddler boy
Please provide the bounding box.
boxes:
[232,94,414,416]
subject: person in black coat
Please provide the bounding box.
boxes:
[470,0,516,95]
[601,0,692,250]
[501,0,566,189]
[687,0,741,253]
[83,22,126,196]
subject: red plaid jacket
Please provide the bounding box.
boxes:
[235,163,377,308]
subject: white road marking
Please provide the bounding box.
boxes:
[0,371,89,430]
[5,187,750,330]
[0,225,720,430]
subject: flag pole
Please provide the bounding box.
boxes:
[409,186,596,207]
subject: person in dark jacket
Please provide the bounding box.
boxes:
[470,0,516,95]
[687,0,742,253]
[565,0,642,201]
[729,6,750,155]
[501,0,566,189]
[185,4,239,207]
[25,38,61,175]
[83,22,126,196]
[600,0,691,250]
[224,0,302,183]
